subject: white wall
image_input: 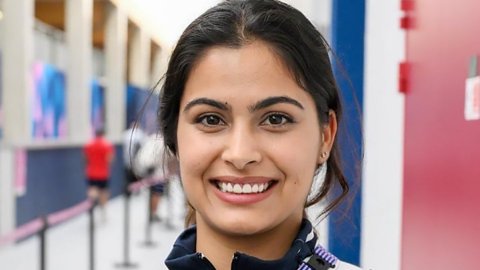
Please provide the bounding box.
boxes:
[362,1,405,269]
[0,148,14,235]
[33,20,104,79]
[34,20,67,71]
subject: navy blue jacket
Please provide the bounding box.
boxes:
[165,219,339,270]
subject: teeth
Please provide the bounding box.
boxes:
[218,182,271,194]
[233,184,242,193]
[221,182,228,192]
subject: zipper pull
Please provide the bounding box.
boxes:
[196,253,216,269]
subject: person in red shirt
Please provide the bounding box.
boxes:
[84,128,115,212]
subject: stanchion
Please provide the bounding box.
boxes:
[164,181,175,230]
[39,216,47,270]
[0,200,92,269]
[142,189,156,247]
[88,201,96,270]
[115,190,138,268]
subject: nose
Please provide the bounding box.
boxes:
[221,126,262,170]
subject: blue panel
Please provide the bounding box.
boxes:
[16,145,124,226]
[126,84,159,134]
[91,79,105,131]
[329,0,365,265]
[126,84,138,128]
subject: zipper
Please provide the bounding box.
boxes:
[197,252,216,270]
[231,252,240,270]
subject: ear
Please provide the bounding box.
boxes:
[318,110,337,164]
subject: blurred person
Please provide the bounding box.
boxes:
[135,133,179,223]
[84,128,115,217]
[122,121,146,189]
[158,0,362,269]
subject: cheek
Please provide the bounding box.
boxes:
[265,135,319,175]
[262,135,319,200]
[176,124,219,181]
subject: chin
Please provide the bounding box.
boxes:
[211,215,275,237]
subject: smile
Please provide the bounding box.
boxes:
[215,181,274,194]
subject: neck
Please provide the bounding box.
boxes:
[196,216,302,270]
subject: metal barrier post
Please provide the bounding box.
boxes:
[142,189,156,247]
[39,216,47,270]
[89,202,96,270]
[115,190,138,268]
[165,181,175,230]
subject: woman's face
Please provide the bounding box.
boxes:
[177,41,332,237]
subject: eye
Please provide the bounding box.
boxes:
[261,113,294,127]
[196,114,226,127]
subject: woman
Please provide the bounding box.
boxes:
[159,0,362,269]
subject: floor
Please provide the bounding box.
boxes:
[0,180,186,270]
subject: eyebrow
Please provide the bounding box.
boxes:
[182,95,304,112]
[183,98,230,112]
[249,96,304,112]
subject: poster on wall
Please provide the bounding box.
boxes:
[464,76,480,121]
[32,62,66,139]
[31,62,106,138]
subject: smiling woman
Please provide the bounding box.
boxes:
[158,0,361,269]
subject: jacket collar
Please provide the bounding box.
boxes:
[165,219,320,270]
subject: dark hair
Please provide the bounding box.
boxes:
[95,128,105,137]
[159,0,348,225]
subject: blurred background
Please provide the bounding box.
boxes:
[0,0,479,269]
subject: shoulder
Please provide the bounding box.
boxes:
[101,138,114,148]
[334,260,363,270]
[84,142,94,150]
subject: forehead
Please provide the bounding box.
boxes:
[182,41,310,105]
